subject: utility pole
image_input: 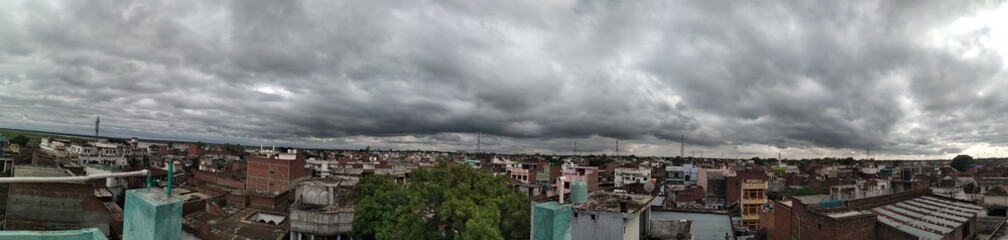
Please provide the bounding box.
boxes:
[680,135,685,157]
[616,139,619,156]
[574,141,577,156]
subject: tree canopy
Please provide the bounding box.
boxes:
[588,156,613,167]
[7,135,29,146]
[950,154,974,172]
[351,162,530,240]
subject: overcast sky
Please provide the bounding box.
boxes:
[2,0,1007,159]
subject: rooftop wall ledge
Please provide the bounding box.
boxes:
[0,228,108,240]
[123,188,183,240]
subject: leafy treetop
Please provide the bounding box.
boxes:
[351,162,530,240]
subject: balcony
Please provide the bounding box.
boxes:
[742,197,768,205]
[742,181,767,189]
[741,213,760,221]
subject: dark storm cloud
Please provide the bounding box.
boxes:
[1,0,1006,158]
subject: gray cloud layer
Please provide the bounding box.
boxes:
[1,0,1007,158]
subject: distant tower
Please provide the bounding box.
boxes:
[476,133,480,153]
[680,135,685,157]
[615,139,619,156]
[573,141,577,156]
[95,116,101,142]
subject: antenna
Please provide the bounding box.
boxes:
[680,135,685,157]
[574,141,577,156]
[95,116,101,142]
[477,132,481,153]
[608,139,616,155]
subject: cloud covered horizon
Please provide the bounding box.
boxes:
[2,0,1007,159]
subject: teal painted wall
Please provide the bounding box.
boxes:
[122,188,183,240]
[0,228,108,240]
[532,202,572,240]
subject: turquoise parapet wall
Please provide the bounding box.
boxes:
[532,202,572,240]
[123,188,183,240]
[0,228,108,240]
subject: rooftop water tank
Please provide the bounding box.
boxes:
[571,181,589,204]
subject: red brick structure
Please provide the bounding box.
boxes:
[188,143,203,157]
[5,176,111,234]
[246,154,311,195]
[767,187,983,240]
[726,169,769,204]
[193,170,246,190]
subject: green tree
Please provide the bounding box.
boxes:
[671,156,685,165]
[752,157,766,166]
[950,154,974,172]
[8,135,29,146]
[839,157,856,166]
[352,163,529,240]
[588,156,612,167]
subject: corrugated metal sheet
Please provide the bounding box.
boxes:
[904,199,971,220]
[921,196,984,211]
[877,216,942,240]
[873,208,951,234]
[883,205,955,227]
[899,202,967,222]
[868,195,983,240]
[915,198,978,214]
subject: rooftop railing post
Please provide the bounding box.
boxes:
[166,161,173,197]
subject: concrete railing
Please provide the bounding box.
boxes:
[741,181,762,189]
[742,197,768,205]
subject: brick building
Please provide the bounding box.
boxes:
[246,151,311,195]
[727,168,769,229]
[767,188,984,240]
[562,164,600,193]
[4,166,114,237]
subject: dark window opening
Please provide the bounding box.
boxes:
[964,222,970,238]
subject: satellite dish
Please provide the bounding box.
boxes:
[643,182,655,193]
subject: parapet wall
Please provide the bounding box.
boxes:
[844,189,926,210]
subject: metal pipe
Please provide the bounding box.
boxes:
[0,169,149,183]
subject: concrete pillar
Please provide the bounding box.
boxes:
[123,188,183,240]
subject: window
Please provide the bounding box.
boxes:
[573,212,579,218]
[590,214,596,220]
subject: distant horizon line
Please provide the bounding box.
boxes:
[1,127,991,161]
